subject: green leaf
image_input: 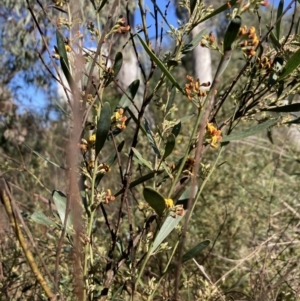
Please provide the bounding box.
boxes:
[95,140,124,188]
[31,211,56,227]
[89,0,97,10]
[117,80,140,109]
[190,0,197,14]
[136,34,182,92]
[150,185,197,254]
[111,284,126,301]
[143,187,166,216]
[144,118,161,159]
[95,102,111,157]
[279,48,300,80]
[52,190,72,232]
[56,30,69,70]
[132,147,153,170]
[180,113,196,123]
[277,81,284,98]
[222,118,281,142]
[163,134,175,160]
[166,85,176,114]
[295,16,300,35]
[126,108,147,136]
[176,185,197,208]
[200,0,238,23]
[261,103,300,113]
[97,0,109,12]
[217,52,232,78]
[269,31,281,51]
[151,214,184,254]
[267,129,274,144]
[172,121,181,137]
[113,52,123,78]
[114,170,164,197]
[182,240,210,263]
[105,52,123,87]
[285,117,300,124]
[223,15,242,52]
[56,30,76,91]
[182,28,209,54]
[25,144,63,169]
[276,0,284,39]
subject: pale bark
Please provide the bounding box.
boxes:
[192,23,212,87]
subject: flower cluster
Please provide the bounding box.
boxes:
[241,0,270,12]
[185,75,210,103]
[111,108,127,130]
[238,26,259,57]
[52,0,65,7]
[184,157,195,175]
[164,198,174,209]
[170,204,185,218]
[205,122,222,148]
[106,16,130,39]
[104,189,115,204]
[201,32,218,51]
[256,56,272,74]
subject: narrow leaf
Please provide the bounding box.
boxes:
[180,113,196,123]
[95,102,111,157]
[223,15,242,51]
[56,31,76,91]
[150,185,197,254]
[261,103,300,113]
[143,187,166,216]
[295,17,300,35]
[97,0,109,12]
[52,190,72,232]
[201,0,238,23]
[144,118,161,158]
[166,85,176,113]
[172,121,181,137]
[182,240,210,263]
[163,134,175,160]
[276,0,284,39]
[279,48,300,80]
[113,52,123,78]
[190,0,197,14]
[269,31,281,51]
[114,170,164,197]
[222,118,280,142]
[95,140,124,188]
[132,147,153,169]
[31,211,56,227]
[105,52,123,87]
[56,30,69,70]
[25,144,63,169]
[176,185,198,209]
[151,215,185,254]
[136,34,182,92]
[182,28,210,54]
[117,80,140,109]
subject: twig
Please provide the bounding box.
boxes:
[0,178,56,301]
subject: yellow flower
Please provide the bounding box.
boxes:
[88,134,96,144]
[205,122,222,148]
[164,198,174,208]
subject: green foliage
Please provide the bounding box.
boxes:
[1,0,300,300]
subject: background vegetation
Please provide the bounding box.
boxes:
[1,0,300,300]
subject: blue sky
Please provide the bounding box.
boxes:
[14,0,288,114]
[14,0,178,114]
